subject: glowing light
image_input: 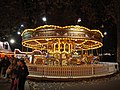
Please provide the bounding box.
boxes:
[21,25,103,50]
[42,17,47,22]
[85,34,88,37]
[104,32,107,35]
[46,39,49,41]
[10,39,15,44]
[77,18,81,22]
[101,24,104,28]
[17,31,21,35]
[21,24,24,27]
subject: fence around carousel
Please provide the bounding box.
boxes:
[27,62,119,78]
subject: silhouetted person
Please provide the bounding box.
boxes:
[1,56,10,78]
[17,59,29,90]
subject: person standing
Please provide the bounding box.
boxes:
[17,59,29,90]
[6,58,18,90]
[1,55,11,78]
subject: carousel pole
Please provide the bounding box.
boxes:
[54,44,56,53]
[64,43,66,52]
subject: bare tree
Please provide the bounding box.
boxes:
[105,0,120,64]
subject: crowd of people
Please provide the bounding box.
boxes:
[0,55,29,90]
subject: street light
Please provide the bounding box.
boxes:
[17,31,21,35]
[104,32,107,36]
[77,18,81,23]
[10,39,15,44]
[42,17,47,22]
[21,24,24,27]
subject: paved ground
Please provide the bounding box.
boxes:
[0,73,120,90]
[28,73,120,90]
[0,78,11,90]
[0,77,30,90]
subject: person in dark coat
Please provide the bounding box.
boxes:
[17,59,29,90]
[1,55,11,78]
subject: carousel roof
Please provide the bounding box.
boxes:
[22,25,103,37]
[21,25,103,51]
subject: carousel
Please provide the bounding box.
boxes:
[21,25,118,79]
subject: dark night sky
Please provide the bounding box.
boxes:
[0,0,117,58]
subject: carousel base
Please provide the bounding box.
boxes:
[27,72,119,82]
[27,62,119,81]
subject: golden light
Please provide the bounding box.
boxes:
[21,25,103,53]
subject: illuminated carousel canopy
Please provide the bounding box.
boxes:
[21,25,103,52]
[21,25,119,79]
